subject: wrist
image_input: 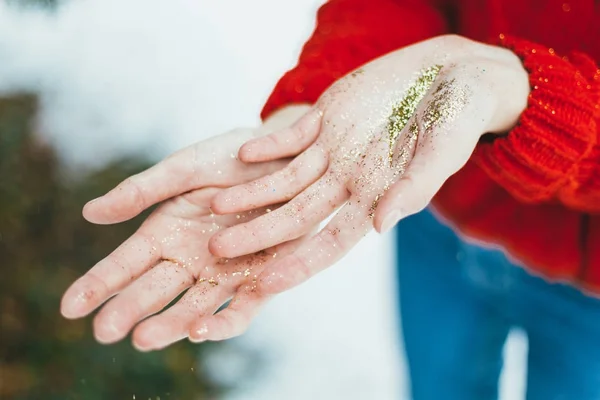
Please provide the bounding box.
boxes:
[485,47,530,135]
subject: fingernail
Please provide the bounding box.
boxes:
[380,210,404,234]
[62,290,91,318]
[94,311,123,343]
[190,324,208,343]
[133,342,152,352]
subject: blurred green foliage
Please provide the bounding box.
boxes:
[0,96,230,399]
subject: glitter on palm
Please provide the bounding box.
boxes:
[387,64,442,163]
[422,78,470,133]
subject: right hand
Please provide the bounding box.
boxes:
[61,105,312,350]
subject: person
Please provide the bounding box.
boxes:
[61,0,600,398]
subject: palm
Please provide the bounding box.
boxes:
[60,124,307,350]
[63,187,293,350]
[207,35,526,295]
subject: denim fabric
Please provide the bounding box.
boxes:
[395,209,600,400]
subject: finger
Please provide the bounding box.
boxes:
[132,281,230,351]
[64,188,277,320]
[60,231,161,319]
[211,146,328,214]
[83,146,202,224]
[83,135,288,225]
[257,197,374,295]
[188,236,307,342]
[158,187,279,225]
[238,108,322,163]
[93,259,197,344]
[134,237,308,349]
[209,174,349,258]
[189,289,269,342]
[374,77,491,233]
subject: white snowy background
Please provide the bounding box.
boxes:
[0,0,528,398]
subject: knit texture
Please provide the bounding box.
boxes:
[261,0,600,292]
[261,0,448,119]
[475,35,600,207]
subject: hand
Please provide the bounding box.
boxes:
[208,35,529,293]
[61,106,311,349]
[80,104,310,225]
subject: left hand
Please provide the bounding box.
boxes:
[208,35,529,294]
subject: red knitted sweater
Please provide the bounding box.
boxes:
[261,0,600,293]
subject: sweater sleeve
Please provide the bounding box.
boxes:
[262,2,600,214]
[474,34,600,212]
[261,0,449,119]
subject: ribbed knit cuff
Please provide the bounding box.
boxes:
[474,34,599,204]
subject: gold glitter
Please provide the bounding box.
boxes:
[368,194,382,218]
[208,278,218,286]
[387,65,442,164]
[351,68,364,77]
[162,257,182,267]
[422,78,469,134]
[397,120,419,168]
[244,268,251,277]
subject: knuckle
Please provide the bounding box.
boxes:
[267,131,284,148]
[291,121,308,143]
[105,251,132,281]
[288,253,313,284]
[439,33,464,45]
[318,227,345,255]
[84,271,110,301]
[437,34,472,53]
[124,177,147,212]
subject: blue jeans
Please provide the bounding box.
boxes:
[395,209,600,400]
